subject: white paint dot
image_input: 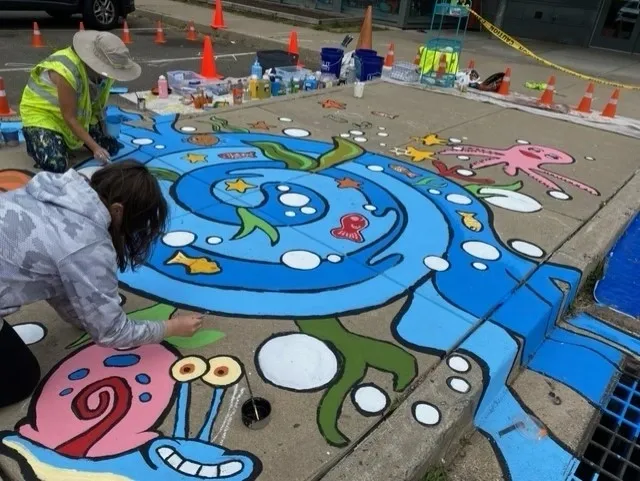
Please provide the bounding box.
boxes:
[301,207,317,215]
[456,169,474,176]
[327,254,342,263]
[285,211,296,217]
[257,334,337,390]
[364,204,377,211]
[13,323,46,346]
[428,189,441,195]
[180,126,197,132]
[349,130,364,136]
[413,402,441,426]
[453,146,463,151]
[367,165,384,172]
[472,262,487,271]
[353,137,367,143]
[379,143,387,147]
[423,256,450,272]
[462,136,468,140]
[377,132,389,137]
[477,188,542,213]
[277,185,290,192]
[353,385,388,414]
[281,250,321,270]
[509,240,544,258]
[449,138,462,143]
[162,231,196,247]
[549,190,571,200]
[447,356,470,373]
[378,126,386,131]
[516,139,530,145]
[585,156,595,161]
[340,133,351,138]
[462,241,500,261]
[132,138,153,145]
[448,377,471,393]
[457,156,470,161]
[280,193,310,207]
[279,117,293,122]
[155,144,166,150]
[283,128,310,138]
[446,194,472,205]
[206,236,223,245]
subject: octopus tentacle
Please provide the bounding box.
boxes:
[439,146,504,158]
[533,168,600,196]
[469,157,506,170]
[522,168,563,192]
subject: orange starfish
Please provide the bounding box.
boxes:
[336,177,361,189]
[248,121,276,130]
[320,99,346,110]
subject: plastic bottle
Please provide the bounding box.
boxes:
[272,77,281,96]
[292,77,300,94]
[249,75,258,99]
[260,74,272,99]
[251,58,263,78]
[233,80,243,105]
[157,75,169,99]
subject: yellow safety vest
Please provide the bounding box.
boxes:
[20,47,111,150]
[91,77,115,126]
[418,46,459,76]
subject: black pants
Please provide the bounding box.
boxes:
[0,320,41,407]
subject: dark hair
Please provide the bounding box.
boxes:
[90,160,168,272]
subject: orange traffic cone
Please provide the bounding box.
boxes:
[154,20,166,44]
[576,83,594,113]
[287,31,303,67]
[497,67,511,95]
[121,21,132,44]
[31,22,44,48]
[186,21,198,41]
[0,77,15,116]
[467,59,475,69]
[384,42,395,68]
[200,35,222,79]
[413,47,421,66]
[356,5,373,50]
[78,21,85,31]
[601,89,619,118]
[539,75,555,105]
[436,53,447,78]
[211,0,226,29]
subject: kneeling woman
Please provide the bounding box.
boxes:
[0,162,204,407]
[20,31,139,172]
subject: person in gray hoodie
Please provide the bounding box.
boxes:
[0,160,204,407]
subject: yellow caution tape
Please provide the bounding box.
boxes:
[466,8,640,91]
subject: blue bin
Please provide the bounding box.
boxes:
[321,48,344,77]
[355,49,377,58]
[356,55,384,81]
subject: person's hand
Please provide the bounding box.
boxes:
[92,146,111,164]
[165,314,204,338]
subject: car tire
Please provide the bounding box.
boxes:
[83,0,120,30]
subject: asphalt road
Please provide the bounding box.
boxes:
[0,12,256,108]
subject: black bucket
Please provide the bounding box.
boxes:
[241,397,272,430]
[257,50,299,73]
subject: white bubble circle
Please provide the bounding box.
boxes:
[180,126,197,132]
[423,256,450,272]
[257,334,338,390]
[281,250,321,270]
[279,117,293,122]
[549,191,571,200]
[280,193,310,207]
[453,146,463,151]
[509,240,544,258]
[449,138,462,143]
[585,156,595,161]
[155,144,166,150]
[349,130,364,136]
[301,207,317,215]
[457,156,470,161]
[472,262,488,271]
[285,211,296,217]
[446,194,472,205]
[132,138,153,145]
[162,231,196,247]
[206,236,223,245]
[377,132,389,137]
[516,139,530,145]
[413,402,441,426]
[428,189,441,195]
[463,241,500,260]
[340,133,351,138]
[13,323,46,346]
[283,128,310,138]
[364,204,377,211]
[379,143,387,147]
[353,137,367,143]
[327,254,342,263]
[448,377,471,393]
[447,355,470,373]
[277,185,290,192]
[378,126,386,131]
[456,168,474,176]
[353,385,388,414]
[367,165,384,172]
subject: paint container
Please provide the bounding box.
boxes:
[354,81,365,98]
[136,96,146,110]
[105,115,122,138]
[241,397,271,430]
[1,128,20,147]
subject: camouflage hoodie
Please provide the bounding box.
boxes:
[0,169,165,348]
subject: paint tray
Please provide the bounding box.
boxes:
[167,71,229,97]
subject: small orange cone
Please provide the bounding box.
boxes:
[601,89,619,118]
[467,59,475,69]
[539,75,555,105]
[121,21,132,44]
[211,0,227,29]
[78,21,85,31]
[287,31,303,67]
[384,42,395,68]
[356,5,373,50]
[154,20,166,44]
[497,67,511,95]
[0,77,15,116]
[186,21,198,41]
[31,22,44,48]
[436,53,447,78]
[413,47,421,65]
[576,83,594,113]
[200,35,222,79]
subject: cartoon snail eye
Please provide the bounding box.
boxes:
[545,153,559,160]
[201,356,243,387]
[171,356,209,382]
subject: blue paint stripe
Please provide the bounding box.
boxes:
[567,313,640,357]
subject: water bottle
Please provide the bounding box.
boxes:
[251,58,262,78]
[272,77,281,96]
[157,75,169,99]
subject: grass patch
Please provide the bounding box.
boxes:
[423,467,448,481]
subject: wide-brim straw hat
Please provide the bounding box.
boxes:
[73,31,141,82]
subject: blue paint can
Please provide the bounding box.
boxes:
[321,48,344,77]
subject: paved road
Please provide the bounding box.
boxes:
[0,12,256,107]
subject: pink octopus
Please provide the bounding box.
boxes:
[439,143,599,198]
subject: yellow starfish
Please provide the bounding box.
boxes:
[411,134,447,146]
[225,178,255,193]
[166,251,221,274]
[183,153,208,163]
[402,146,437,163]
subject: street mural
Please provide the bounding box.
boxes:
[0,105,631,481]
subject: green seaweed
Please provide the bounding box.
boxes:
[149,167,181,183]
[210,116,250,133]
[232,207,280,245]
[248,141,317,170]
[313,137,365,172]
[466,180,523,196]
[296,317,418,447]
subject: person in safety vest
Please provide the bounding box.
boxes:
[0,161,205,408]
[20,31,141,173]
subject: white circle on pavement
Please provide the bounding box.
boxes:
[509,240,544,258]
[162,231,196,247]
[353,385,388,414]
[180,126,197,132]
[448,377,471,393]
[446,194,472,205]
[549,190,571,200]
[206,236,223,245]
[132,138,153,145]
[283,128,310,138]
[367,165,384,172]
[281,250,321,270]
[423,256,450,271]
[413,402,441,426]
[447,355,471,373]
[462,241,500,261]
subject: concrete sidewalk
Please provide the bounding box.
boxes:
[133,0,640,119]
